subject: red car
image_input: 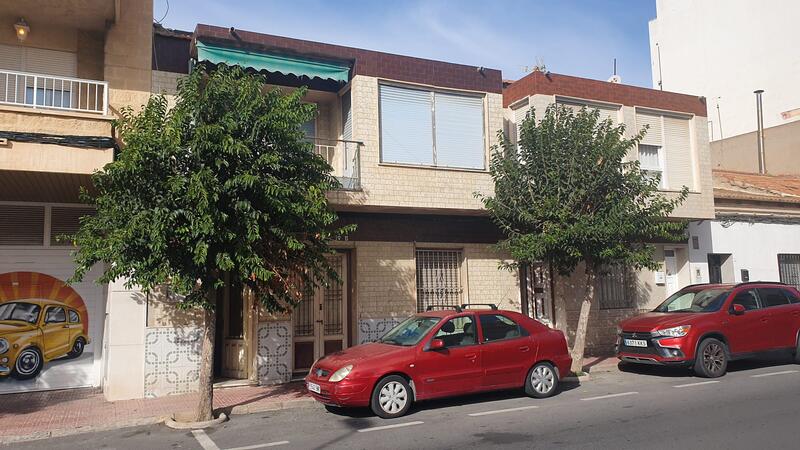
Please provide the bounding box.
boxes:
[617,282,800,378]
[305,304,572,418]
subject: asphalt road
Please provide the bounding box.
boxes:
[10,355,800,450]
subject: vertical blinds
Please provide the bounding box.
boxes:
[379,84,485,169]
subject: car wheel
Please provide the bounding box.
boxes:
[525,362,558,398]
[67,337,86,359]
[794,332,800,364]
[694,338,728,378]
[13,347,44,380]
[370,375,412,419]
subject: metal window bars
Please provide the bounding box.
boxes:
[309,137,362,190]
[416,249,463,313]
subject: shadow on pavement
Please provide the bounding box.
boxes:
[618,351,797,378]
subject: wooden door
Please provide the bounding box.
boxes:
[221,282,248,379]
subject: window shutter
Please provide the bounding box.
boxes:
[434,92,485,169]
[663,116,693,190]
[341,90,352,141]
[50,207,95,246]
[22,47,77,77]
[636,112,663,146]
[512,100,530,143]
[558,99,619,124]
[0,205,44,245]
[379,84,434,165]
[0,44,24,71]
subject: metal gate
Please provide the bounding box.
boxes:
[778,254,800,289]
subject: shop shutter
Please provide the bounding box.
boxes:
[663,116,694,190]
[434,92,485,169]
[379,84,434,166]
[50,207,95,246]
[0,205,45,245]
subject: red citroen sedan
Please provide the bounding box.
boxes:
[305,304,572,418]
[617,282,800,378]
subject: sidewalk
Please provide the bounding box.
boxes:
[582,355,621,374]
[0,382,313,444]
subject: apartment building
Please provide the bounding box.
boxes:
[503,70,714,354]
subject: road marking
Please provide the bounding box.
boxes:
[751,370,799,378]
[226,442,290,450]
[192,430,221,450]
[673,380,720,388]
[357,421,424,433]
[468,405,539,417]
[580,392,638,401]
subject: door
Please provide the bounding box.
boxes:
[41,306,71,359]
[664,249,680,296]
[412,315,482,398]
[726,289,770,354]
[220,281,248,379]
[478,314,531,388]
[708,254,723,284]
[293,253,348,375]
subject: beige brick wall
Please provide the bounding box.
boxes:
[463,244,520,311]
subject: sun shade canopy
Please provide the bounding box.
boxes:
[196,40,350,83]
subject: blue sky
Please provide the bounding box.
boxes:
[155,0,656,87]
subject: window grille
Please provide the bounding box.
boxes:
[597,264,633,310]
[416,249,463,312]
[323,255,344,336]
[778,254,800,290]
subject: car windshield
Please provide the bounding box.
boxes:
[0,302,41,324]
[379,316,441,346]
[653,289,731,313]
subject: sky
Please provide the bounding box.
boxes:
[155,0,657,88]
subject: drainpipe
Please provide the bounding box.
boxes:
[754,89,766,174]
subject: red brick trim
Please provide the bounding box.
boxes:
[194,24,503,94]
[503,71,707,116]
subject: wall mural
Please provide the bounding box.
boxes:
[0,272,92,387]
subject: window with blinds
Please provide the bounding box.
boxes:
[557,98,620,124]
[416,249,463,312]
[379,84,485,170]
[50,207,95,246]
[0,205,45,245]
[638,144,664,187]
[511,99,530,144]
[597,265,633,310]
[0,44,77,76]
[636,110,694,191]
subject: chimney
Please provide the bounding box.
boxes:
[754,90,766,173]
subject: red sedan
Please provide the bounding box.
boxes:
[305,304,572,418]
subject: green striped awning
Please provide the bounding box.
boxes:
[196,41,350,83]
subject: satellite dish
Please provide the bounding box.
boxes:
[607,74,622,84]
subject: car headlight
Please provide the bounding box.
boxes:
[329,365,353,382]
[653,325,691,338]
[0,338,8,355]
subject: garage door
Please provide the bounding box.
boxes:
[0,249,104,394]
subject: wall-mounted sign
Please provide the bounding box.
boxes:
[654,271,666,285]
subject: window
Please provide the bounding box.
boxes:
[731,289,760,311]
[50,207,95,246]
[434,316,477,347]
[68,310,80,323]
[758,288,790,308]
[635,110,694,191]
[0,302,41,324]
[379,84,485,170]
[299,118,316,139]
[479,314,524,342]
[654,288,730,313]
[597,265,633,310]
[783,289,800,304]
[638,144,663,187]
[557,98,619,124]
[45,307,66,324]
[379,316,441,346]
[415,249,463,312]
[778,254,800,289]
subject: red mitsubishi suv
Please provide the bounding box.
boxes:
[305,304,572,418]
[617,282,800,378]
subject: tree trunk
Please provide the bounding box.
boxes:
[195,306,216,422]
[570,263,596,374]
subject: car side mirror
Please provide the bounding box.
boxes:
[427,338,445,351]
[731,304,746,315]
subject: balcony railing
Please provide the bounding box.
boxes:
[0,69,108,115]
[311,137,362,190]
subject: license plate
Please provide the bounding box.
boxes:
[624,339,648,348]
[307,382,321,394]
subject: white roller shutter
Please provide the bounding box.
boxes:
[23,48,77,77]
[434,92,485,169]
[512,99,530,143]
[0,44,24,71]
[636,112,663,146]
[379,84,434,166]
[558,98,619,124]
[663,116,693,190]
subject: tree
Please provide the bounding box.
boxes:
[69,65,352,421]
[479,104,688,373]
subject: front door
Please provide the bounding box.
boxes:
[708,254,723,284]
[293,253,348,375]
[664,249,680,296]
[219,280,249,379]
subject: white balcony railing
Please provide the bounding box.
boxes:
[0,69,108,115]
[311,138,362,190]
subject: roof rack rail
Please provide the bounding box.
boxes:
[460,303,499,310]
[736,281,787,287]
[426,305,463,312]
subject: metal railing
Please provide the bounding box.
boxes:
[0,69,108,115]
[310,137,362,190]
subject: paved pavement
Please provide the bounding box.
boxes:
[8,354,800,449]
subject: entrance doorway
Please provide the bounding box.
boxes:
[664,249,679,296]
[214,278,252,381]
[519,262,553,327]
[292,253,349,376]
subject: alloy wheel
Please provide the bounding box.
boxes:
[16,349,40,376]
[703,343,725,374]
[378,381,408,414]
[531,365,555,394]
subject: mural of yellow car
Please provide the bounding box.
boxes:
[0,299,90,380]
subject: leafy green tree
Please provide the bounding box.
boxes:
[480,104,688,373]
[70,65,351,421]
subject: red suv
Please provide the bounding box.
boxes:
[305,304,572,418]
[617,282,800,377]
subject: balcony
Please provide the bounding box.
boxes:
[0,69,108,115]
[312,138,362,190]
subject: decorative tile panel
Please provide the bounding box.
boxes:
[358,318,403,344]
[257,321,292,385]
[144,327,201,398]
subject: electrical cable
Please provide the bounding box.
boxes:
[0,130,118,151]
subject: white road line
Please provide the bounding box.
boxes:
[751,370,799,378]
[673,380,720,388]
[192,430,221,450]
[357,421,424,433]
[580,391,638,401]
[468,405,539,417]
[225,441,290,450]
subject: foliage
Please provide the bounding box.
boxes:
[70,65,352,311]
[479,104,688,275]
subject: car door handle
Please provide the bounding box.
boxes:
[760,317,769,323]
[464,353,477,359]
[518,346,530,352]
[62,325,70,329]
[793,311,800,317]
